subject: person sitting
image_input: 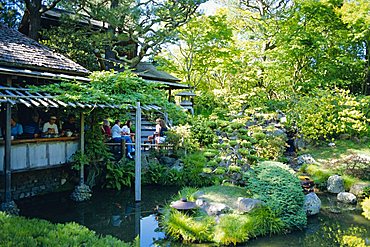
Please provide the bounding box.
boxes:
[112,120,134,159]
[101,119,112,139]
[155,118,168,144]
[62,114,77,136]
[148,118,168,145]
[121,120,135,142]
[23,114,41,139]
[42,116,59,136]
[10,117,23,139]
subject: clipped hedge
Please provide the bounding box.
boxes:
[0,212,131,246]
[246,161,307,229]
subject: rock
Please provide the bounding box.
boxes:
[160,156,176,166]
[327,175,345,193]
[337,192,357,204]
[349,183,370,198]
[70,184,92,202]
[296,154,317,166]
[203,202,230,216]
[171,160,183,172]
[195,198,207,207]
[237,197,263,213]
[0,201,19,215]
[303,192,321,216]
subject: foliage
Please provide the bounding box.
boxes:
[182,152,213,187]
[303,222,369,247]
[105,159,135,190]
[189,116,218,147]
[157,13,235,91]
[39,0,205,69]
[161,208,215,243]
[0,212,130,246]
[249,206,285,236]
[213,214,252,245]
[0,0,20,28]
[287,88,370,141]
[303,164,359,191]
[162,185,287,245]
[329,154,370,180]
[361,197,370,220]
[246,161,307,230]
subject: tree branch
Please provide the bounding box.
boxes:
[40,0,62,13]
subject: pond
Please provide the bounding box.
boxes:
[17,187,370,247]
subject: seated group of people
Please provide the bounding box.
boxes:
[1,114,78,139]
[101,118,168,158]
[101,119,135,159]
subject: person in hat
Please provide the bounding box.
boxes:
[42,116,59,135]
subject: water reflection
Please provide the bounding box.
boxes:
[16,187,370,247]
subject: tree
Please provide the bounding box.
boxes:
[39,0,205,69]
[21,0,62,40]
[0,0,21,28]
[157,13,235,91]
[338,0,370,94]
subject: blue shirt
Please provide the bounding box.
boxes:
[11,123,23,137]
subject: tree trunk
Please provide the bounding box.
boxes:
[28,9,42,40]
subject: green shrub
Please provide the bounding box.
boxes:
[246,161,307,229]
[287,88,369,141]
[182,152,212,186]
[0,212,129,246]
[362,197,370,220]
[105,159,135,190]
[190,116,218,147]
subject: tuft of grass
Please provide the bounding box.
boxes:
[213,214,252,245]
[249,206,285,236]
[162,209,214,243]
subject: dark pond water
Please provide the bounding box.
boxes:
[17,187,370,247]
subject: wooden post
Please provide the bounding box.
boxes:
[121,138,126,159]
[4,77,12,203]
[79,112,85,186]
[135,102,142,202]
[135,202,141,241]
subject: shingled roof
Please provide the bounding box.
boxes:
[0,25,90,76]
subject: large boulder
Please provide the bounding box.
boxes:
[237,197,263,213]
[303,192,321,216]
[337,192,357,204]
[327,175,345,193]
[203,202,230,216]
[349,183,370,198]
[296,154,317,166]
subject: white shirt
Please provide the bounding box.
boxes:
[121,125,130,135]
[111,124,122,138]
[42,122,59,134]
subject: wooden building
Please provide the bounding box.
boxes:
[0,24,91,213]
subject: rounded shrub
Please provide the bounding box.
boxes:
[246,161,307,229]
